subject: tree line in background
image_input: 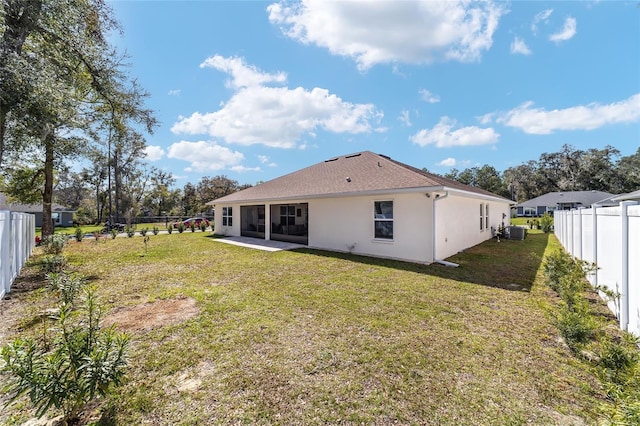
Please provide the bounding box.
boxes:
[439,145,639,202]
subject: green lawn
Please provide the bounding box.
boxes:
[0,231,617,425]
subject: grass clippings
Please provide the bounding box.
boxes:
[0,231,622,425]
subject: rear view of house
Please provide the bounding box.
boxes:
[209,152,512,264]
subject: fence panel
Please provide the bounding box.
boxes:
[628,206,640,336]
[0,211,36,299]
[554,202,640,336]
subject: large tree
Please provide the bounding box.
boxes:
[0,0,156,236]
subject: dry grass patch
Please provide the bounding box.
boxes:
[103,297,199,333]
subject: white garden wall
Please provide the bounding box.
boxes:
[0,211,36,299]
[554,202,640,336]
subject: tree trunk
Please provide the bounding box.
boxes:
[41,127,55,237]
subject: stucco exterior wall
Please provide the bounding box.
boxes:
[309,192,433,263]
[214,191,510,264]
[434,194,510,260]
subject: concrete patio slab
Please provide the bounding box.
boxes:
[212,236,304,252]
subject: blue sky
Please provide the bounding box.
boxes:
[110,0,640,187]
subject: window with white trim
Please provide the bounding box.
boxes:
[485,204,490,230]
[480,203,484,231]
[222,206,233,226]
[374,201,393,240]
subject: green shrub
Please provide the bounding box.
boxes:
[1,286,129,423]
[190,222,196,232]
[74,227,83,242]
[126,227,135,238]
[111,228,118,239]
[139,227,148,237]
[599,334,640,387]
[41,234,68,255]
[152,226,159,235]
[553,300,599,350]
[167,225,173,234]
[539,213,554,233]
[40,254,67,273]
[200,221,207,232]
[46,272,85,305]
[543,250,574,292]
[178,223,185,233]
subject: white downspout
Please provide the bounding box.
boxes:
[432,191,459,267]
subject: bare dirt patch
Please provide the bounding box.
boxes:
[102,297,199,333]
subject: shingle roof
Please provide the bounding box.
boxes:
[612,189,640,202]
[209,151,511,204]
[517,191,614,208]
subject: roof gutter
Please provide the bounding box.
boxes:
[209,185,512,207]
[432,191,459,267]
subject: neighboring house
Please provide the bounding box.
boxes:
[514,190,614,217]
[611,189,640,203]
[0,193,75,227]
[208,151,512,265]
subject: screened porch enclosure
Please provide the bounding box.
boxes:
[270,203,308,245]
[240,205,265,239]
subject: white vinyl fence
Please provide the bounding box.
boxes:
[0,211,36,299]
[554,201,640,337]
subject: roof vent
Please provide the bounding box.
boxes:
[324,157,338,163]
[346,177,351,182]
[345,153,361,159]
[378,154,391,160]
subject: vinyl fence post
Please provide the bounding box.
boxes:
[591,205,599,288]
[620,201,637,331]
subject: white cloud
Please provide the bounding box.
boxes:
[410,117,500,148]
[496,93,640,134]
[549,17,576,42]
[200,55,287,89]
[168,89,181,96]
[230,165,261,173]
[438,157,457,167]
[166,140,245,172]
[267,0,506,70]
[531,9,553,34]
[510,36,532,55]
[143,145,165,161]
[398,110,412,127]
[419,89,440,103]
[172,56,383,148]
[258,155,277,167]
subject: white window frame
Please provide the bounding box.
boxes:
[374,200,394,240]
[222,206,233,227]
[480,203,484,231]
[485,204,489,231]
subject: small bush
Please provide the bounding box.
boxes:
[111,228,118,239]
[200,222,207,232]
[126,227,135,238]
[543,250,573,292]
[40,254,67,273]
[553,300,599,350]
[167,225,173,234]
[1,286,129,423]
[190,222,196,232]
[539,213,554,233]
[74,227,83,242]
[152,226,159,235]
[41,234,68,255]
[47,272,85,305]
[139,227,148,237]
[178,223,185,233]
[599,334,640,387]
